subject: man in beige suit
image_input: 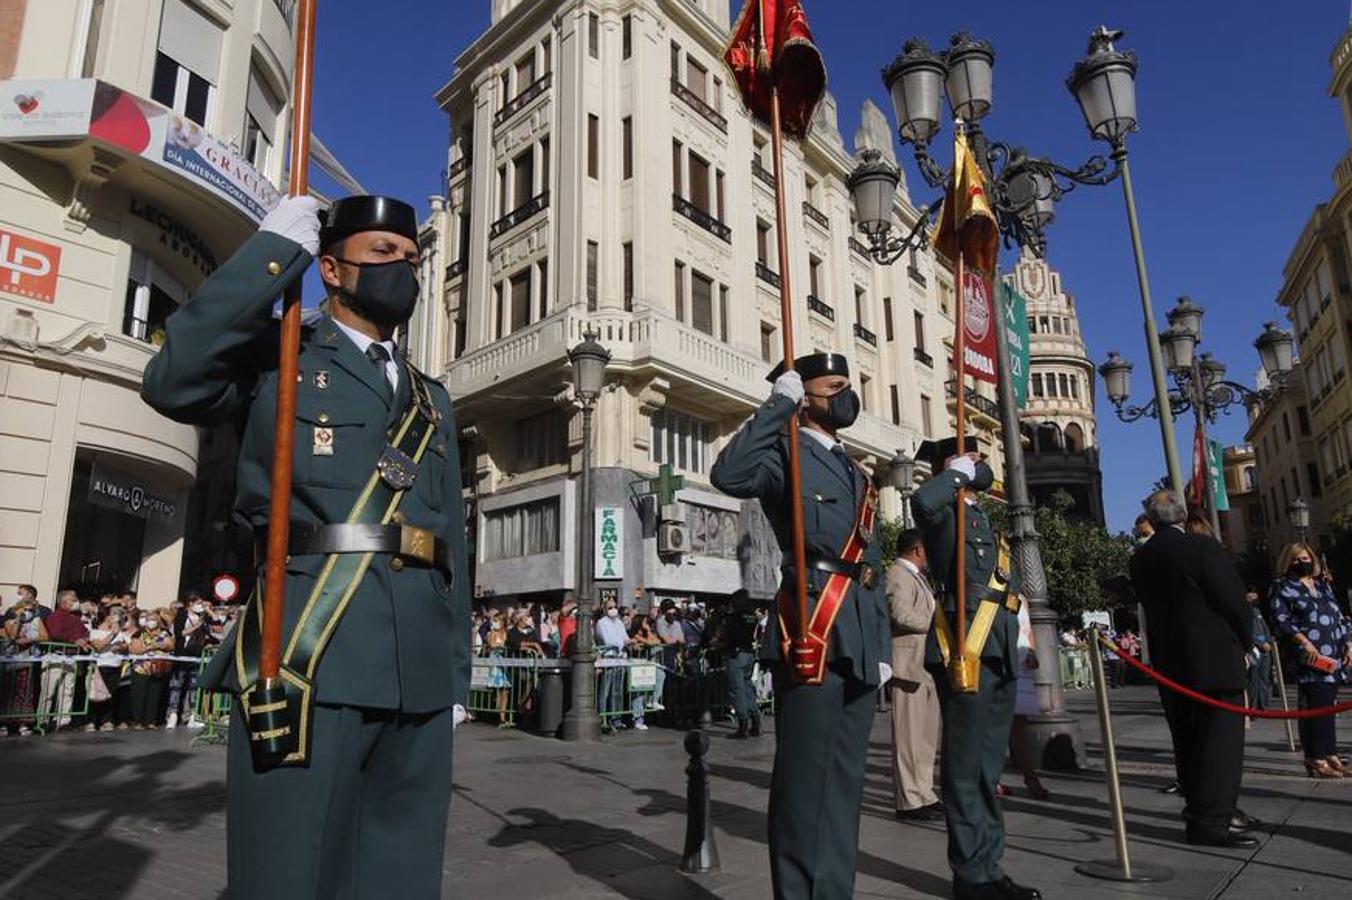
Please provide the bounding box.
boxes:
[887,528,944,822]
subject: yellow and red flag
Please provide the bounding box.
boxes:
[723,0,826,139]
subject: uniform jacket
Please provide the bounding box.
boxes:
[710,393,890,686]
[886,559,934,684]
[910,467,1018,675]
[141,231,471,713]
[1129,525,1251,692]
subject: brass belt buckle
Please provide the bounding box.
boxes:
[377,445,418,490]
[398,525,435,565]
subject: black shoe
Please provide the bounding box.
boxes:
[954,877,1042,900]
[895,804,945,822]
[1231,810,1261,830]
[1160,780,1181,794]
[1186,831,1259,849]
[748,718,762,737]
[728,721,749,740]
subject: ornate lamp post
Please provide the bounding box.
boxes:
[887,449,917,529]
[1289,497,1311,543]
[850,26,1149,770]
[561,331,610,742]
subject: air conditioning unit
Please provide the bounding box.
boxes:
[660,502,686,523]
[657,522,689,554]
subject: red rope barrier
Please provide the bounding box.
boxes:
[1098,634,1352,720]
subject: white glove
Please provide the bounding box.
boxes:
[772,370,804,405]
[452,704,466,729]
[879,662,893,685]
[259,195,321,256]
[946,455,977,481]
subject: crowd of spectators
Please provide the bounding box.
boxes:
[1,584,239,737]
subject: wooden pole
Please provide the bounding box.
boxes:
[768,85,811,645]
[259,0,318,684]
[953,251,968,666]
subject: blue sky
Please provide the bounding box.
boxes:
[300,1,1351,533]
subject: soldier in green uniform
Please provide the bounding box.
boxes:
[911,439,1040,900]
[142,195,471,899]
[715,589,763,739]
[711,353,890,900]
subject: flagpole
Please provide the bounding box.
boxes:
[768,84,812,651]
[254,0,318,754]
[953,248,969,681]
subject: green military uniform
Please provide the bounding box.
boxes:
[717,592,763,738]
[911,439,1035,900]
[142,197,471,900]
[711,353,890,900]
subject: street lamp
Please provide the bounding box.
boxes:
[1289,496,1311,542]
[1254,321,1296,382]
[887,449,917,528]
[561,330,610,742]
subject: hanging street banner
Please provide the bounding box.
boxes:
[595,506,624,579]
[961,270,999,385]
[1000,282,1031,409]
[1208,438,1230,512]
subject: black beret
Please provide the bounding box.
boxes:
[765,352,850,383]
[916,436,980,467]
[319,195,418,249]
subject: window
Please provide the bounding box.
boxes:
[756,220,771,266]
[79,0,106,78]
[859,374,871,412]
[883,298,895,342]
[513,409,566,471]
[808,256,822,296]
[496,164,508,216]
[1069,374,1080,400]
[514,52,535,92]
[586,241,598,311]
[510,269,531,332]
[804,174,818,205]
[537,259,549,319]
[920,394,933,435]
[493,282,504,340]
[670,41,680,80]
[674,261,685,322]
[1298,405,1310,435]
[499,71,510,109]
[1039,315,1050,333]
[719,285,729,341]
[622,116,633,179]
[622,14,632,58]
[541,37,551,75]
[243,66,280,172]
[715,170,725,221]
[154,0,222,125]
[1027,317,1037,334]
[623,242,634,310]
[761,322,776,363]
[890,385,900,425]
[686,57,707,102]
[854,285,868,327]
[913,311,926,353]
[588,12,599,58]
[512,149,534,207]
[650,408,714,474]
[1032,373,1044,398]
[484,497,560,560]
[151,52,212,124]
[1282,412,1292,442]
[540,137,550,191]
[1058,373,1069,397]
[1047,375,1059,398]
[692,270,714,336]
[122,254,185,345]
[1052,317,1063,335]
[1309,461,1324,497]
[689,152,710,212]
[587,114,599,179]
[672,140,682,195]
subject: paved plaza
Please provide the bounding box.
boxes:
[0,686,1348,899]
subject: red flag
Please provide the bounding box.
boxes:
[959,270,998,385]
[723,0,826,139]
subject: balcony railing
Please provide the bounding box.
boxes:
[446,258,466,280]
[802,201,830,230]
[673,194,732,243]
[946,379,1001,421]
[449,156,469,180]
[848,236,870,259]
[755,261,781,288]
[489,190,550,239]
[913,347,933,367]
[908,266,927,287]
[853,323,877,346]
[807,294,834,321]
[494,72,552,127]
[671,78,727,132]
[751,157,776,189]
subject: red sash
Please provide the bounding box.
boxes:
[777,482,878,685]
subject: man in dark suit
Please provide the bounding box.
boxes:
[142,194,471,897]
[1129,490,1255,848]
[711,352,890,900]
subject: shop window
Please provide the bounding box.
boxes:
[484,497,560,560]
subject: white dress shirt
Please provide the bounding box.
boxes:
[332,317,399,392]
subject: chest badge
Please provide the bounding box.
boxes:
[313,369,330,389]
[313,426,335,456]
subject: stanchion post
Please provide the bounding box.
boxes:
[1074,627,1173,884]
[1271,650,1297,752]
[680,729,719,873]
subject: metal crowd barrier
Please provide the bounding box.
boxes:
[1059,646,1093,691]
[191,649,231,747]
[1,641,92,734]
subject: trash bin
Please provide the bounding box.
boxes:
[534,662,567,737]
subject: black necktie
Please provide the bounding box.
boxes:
[364,343,392,398]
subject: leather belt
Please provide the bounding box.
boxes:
[805,554,877,589]
[265,522,454,578]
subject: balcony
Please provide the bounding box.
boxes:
[489,190,549,239]
[448,156,469,181]
[494,72,552,128]
[673,194,732,243]
[841,410,909,459]
[853,323,877,346]
[802,201,830,230]
[908,266,927,287]
[946,380,1001,424]
[446,258,466,281]
[752,157,776,189]
[671,78,727,132]
[848,236,870,260]
[755,261,781,289]
[913,347,934,368]
[807,295,834,321]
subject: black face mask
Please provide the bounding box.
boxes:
[1290,560,1314,578]
[970,461,995,493]
[807,388,861,430]
[332,258,419,327]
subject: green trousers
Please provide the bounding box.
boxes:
[727,651,759,722]
[226,702,455,899]
[934,659,1016,887]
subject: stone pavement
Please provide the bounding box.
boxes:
[0,686,1348,899]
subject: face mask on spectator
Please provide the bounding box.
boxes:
[140,618,154,628]
[605,608,619,618]
[1290,560,1314,578]
[490,621,502,630]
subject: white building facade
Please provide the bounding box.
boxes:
[0,0,294,605]
[412,0,1001,607]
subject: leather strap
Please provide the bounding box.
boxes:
[805,554,877,588]
[281,522,453,575]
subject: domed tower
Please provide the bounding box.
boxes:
[1003,249,1105,524]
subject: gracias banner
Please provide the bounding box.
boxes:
[961,270,999,385]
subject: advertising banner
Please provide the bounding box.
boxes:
[595,507,623,579]
[0,227,62,303]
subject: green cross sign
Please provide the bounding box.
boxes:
[650,464,685,505]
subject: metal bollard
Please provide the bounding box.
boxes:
[679,729,720,873]
[1075,628,1172,884]
[1271,651,1297,752]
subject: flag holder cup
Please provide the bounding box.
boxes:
[1074,627,1173,884]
